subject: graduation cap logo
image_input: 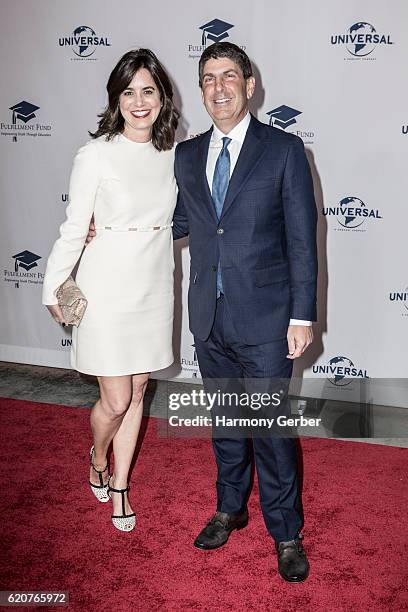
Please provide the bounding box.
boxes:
[200,19,234,46]
[266,105,302,130]
[9,101,40,125]
[12,250,42,272]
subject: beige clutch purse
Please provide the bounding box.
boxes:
[56,276,88,326]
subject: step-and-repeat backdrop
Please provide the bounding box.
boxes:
[1,1,407,406]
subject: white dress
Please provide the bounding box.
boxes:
[42,134,177,376]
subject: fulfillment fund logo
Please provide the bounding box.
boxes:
[59,25,111,60]
[266,105,315,145]
[323,196,382,232]
[1,101,52,141]
[331,22,393,60]
[187,18,246,59]
[4,250,44,289]
[181,343,200,378]
[389,286,408,317]
[313,356,369,388]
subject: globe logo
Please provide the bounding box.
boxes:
[322,196,382,230]
[58,26,111,58]
[389,286,408,312]
[328,356,354,386]
[312,355,369,386]
[72,26,97,57]
[331,23,393,57]
[346,22,376,56]
[337,197,365,228]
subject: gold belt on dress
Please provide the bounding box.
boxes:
[94,223,173,232]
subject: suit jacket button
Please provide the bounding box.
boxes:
[211,265,217,271]
[217,228,224,235]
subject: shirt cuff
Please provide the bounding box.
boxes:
[289,319,312,326]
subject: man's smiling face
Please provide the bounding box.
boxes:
[200,57,255,133]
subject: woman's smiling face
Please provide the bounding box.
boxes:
[119,68,162,141]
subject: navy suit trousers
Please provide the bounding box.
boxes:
[194,295,303,542]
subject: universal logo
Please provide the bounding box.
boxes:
[389,287,408,317]
[59,25,111,60]
[4,250,44,289]
[313,356,369,388]
[331,22,393,60]
[1,101,52,141]
[322,196,382,232]
[181,343,200,378]
[187,18,246,59]
[266,105,315,145]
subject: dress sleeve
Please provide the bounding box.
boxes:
[42,141,100,305]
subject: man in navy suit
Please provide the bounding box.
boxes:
[173,42,317,582]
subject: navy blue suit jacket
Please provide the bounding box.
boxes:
[173,115,318,344]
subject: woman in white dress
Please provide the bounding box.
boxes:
[42,49,179,532]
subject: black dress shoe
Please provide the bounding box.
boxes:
[276,534,310,582]
[194,510,249,550]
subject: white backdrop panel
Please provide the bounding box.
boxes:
[0,0,407,405]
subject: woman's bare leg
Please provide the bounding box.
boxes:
[89,375,133,486]
[109,373,150,516]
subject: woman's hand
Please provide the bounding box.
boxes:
[86,216,96,244]
[46,304,67,326]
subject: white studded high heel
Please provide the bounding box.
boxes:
[89,446,110,503]
[108,482,136,532]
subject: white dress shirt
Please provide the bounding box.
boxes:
[205,112,311,327]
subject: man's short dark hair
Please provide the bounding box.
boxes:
[198,42,253,87]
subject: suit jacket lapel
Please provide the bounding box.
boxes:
[220,116,266,221]
[195,128,218,223]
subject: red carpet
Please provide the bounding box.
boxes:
[1,398,407,611]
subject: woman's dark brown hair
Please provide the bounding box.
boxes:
[90,49,179,151]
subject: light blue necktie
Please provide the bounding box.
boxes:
[212,137,231,296]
